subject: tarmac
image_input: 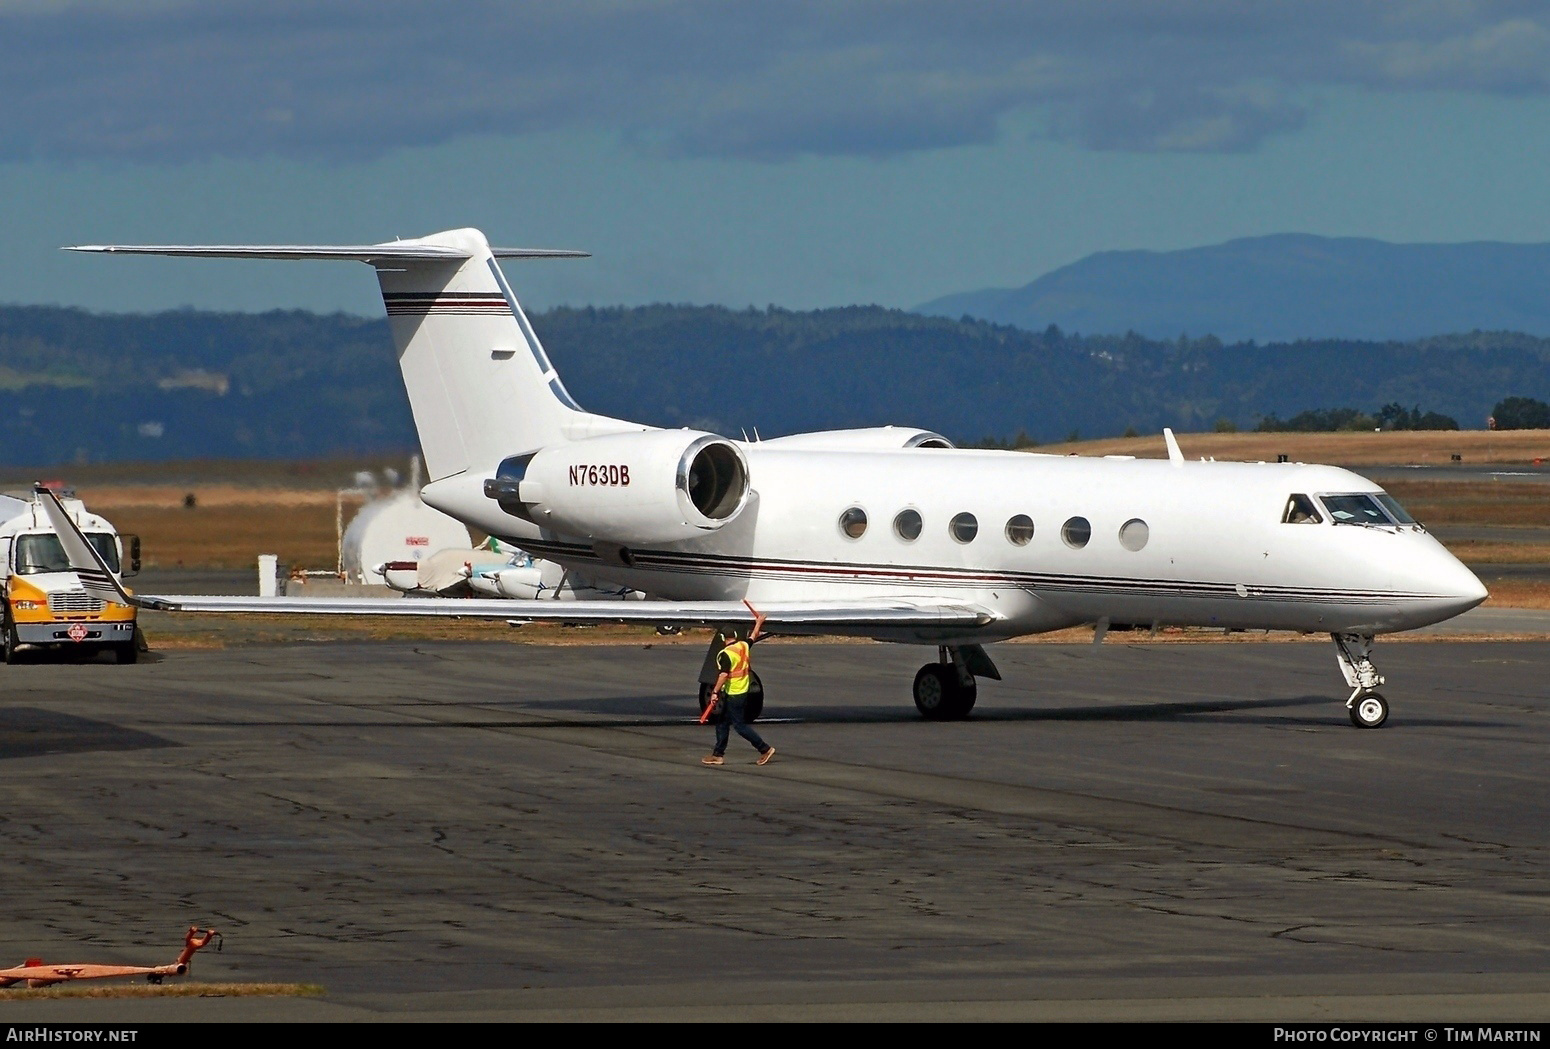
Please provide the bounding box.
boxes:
[0,637,1546,1022]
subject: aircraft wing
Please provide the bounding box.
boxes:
[33,485,994,631]
[129,593,994,629]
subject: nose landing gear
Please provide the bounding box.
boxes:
[1333,633,1389,729]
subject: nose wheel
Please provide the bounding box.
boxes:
[1348,690,1389,729]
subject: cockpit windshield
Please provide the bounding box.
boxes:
[1374,493,1417,524]
[1319,494,1395,526]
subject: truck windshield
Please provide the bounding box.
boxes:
[15,533,119,575]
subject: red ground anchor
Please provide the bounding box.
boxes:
[0,926,221,988]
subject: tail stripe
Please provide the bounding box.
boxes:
[383,292,510,317]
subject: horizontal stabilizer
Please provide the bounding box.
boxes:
[65,244,588,262]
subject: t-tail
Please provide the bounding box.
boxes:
[67,229,643,481]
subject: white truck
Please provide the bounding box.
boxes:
[0,490,141,663]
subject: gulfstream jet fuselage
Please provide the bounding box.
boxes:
[60,227,1486,727]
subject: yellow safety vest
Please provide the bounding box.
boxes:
[723,640,751,695]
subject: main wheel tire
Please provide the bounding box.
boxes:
[914,664,976,721]
[2,620,18,665]
[1349,691,1389,729]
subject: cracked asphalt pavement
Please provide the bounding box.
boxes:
[0,640,1546,1021]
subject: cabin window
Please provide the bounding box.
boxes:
[1320,494,1393,525]
[893,508,922,542]
[1061,517,1091,549]
[1004,514,1034,546]
[949,512,978,544]
[1374,493,1417,525]
[1282,494,1322,524]
[1118,518,1149,551]
[839,506,868,539]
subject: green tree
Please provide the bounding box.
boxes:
[1492,396,1550,430]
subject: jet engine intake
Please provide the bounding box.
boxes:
[485,430,749,543]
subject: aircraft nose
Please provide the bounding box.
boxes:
[1431,546,1489,618]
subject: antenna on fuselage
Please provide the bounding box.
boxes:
[1163,428,1184,467]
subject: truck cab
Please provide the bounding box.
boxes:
[0,491,140,663]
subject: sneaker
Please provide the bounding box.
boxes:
[756,747,776,766]
[701,755,725,766]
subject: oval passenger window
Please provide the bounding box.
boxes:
[1119,518,1149,551]
[1062,517,1091,548]
[1005,514,1034,546]
[839,506,868,539]
[950,512,978,544]
[893,508,922,542]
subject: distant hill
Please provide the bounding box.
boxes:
[1,302,1549,465]
[916,234,1550,343]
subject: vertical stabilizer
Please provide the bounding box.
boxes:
[375,228,582,480]
[68,229,638,483]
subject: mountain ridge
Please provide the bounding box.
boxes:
[916,233,1550,343]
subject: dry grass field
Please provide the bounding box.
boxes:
[0,982,322,999]
[75,485,367,571]
[1032,428,1550,465]
[1377,479,1550,527]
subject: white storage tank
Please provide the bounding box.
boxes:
[341,489,472,585]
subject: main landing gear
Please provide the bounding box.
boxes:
[913,644,1000,721]
[1332,632,1389,729]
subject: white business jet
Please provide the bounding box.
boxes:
[54,228,1486,727]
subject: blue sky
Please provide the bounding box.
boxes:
[5,1,1550,316]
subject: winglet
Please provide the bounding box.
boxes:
[33,484,137,607]
[1163,428,1184,467]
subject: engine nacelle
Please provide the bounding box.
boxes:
[758,426,954,451]
[484,430,749,544]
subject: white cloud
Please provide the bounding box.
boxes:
[2,1,1548,162]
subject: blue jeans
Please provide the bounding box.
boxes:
[713,694,769,756]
